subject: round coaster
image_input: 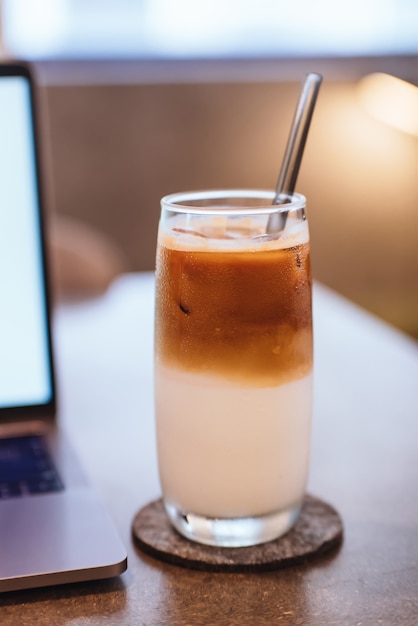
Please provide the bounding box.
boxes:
[132,495,343,572]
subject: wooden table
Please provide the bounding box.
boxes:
[1,273,418,625]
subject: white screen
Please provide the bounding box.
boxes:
[0,75,52,408]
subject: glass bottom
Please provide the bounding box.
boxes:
[164,501,302,548]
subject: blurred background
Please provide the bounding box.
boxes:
[1,0,417,338]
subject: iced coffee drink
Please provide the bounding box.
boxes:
[154,190,313,547]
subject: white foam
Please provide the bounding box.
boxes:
[159,214,309,253]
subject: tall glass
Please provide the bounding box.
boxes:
[154,190,313,548]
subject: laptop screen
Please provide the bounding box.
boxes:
[0,72,53,410]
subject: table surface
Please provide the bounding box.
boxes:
[1,273,418,625]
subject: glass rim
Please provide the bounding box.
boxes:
[160,189,306,215]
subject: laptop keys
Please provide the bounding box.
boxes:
[0,435,64,499]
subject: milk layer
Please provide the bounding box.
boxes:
[156,364,313,519]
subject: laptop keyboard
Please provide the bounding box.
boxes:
[0,435,64,499]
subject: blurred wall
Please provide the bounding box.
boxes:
[41,77,418,338]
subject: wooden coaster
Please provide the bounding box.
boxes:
[132,495,343,572]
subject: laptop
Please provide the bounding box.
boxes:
[0,62,127,593]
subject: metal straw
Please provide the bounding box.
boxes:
[267,72,323,233]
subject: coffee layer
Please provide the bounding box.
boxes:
[155,240,313,386]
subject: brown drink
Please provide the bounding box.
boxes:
[156,239,312,386]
